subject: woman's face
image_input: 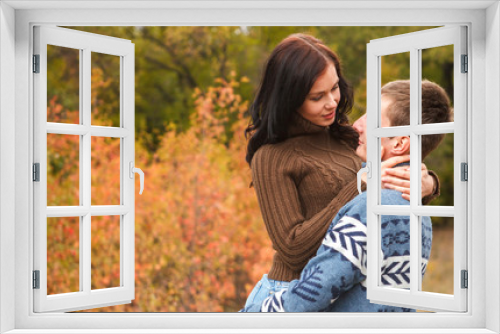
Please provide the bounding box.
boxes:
[297,63,340,127]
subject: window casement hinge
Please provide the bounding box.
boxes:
[461,162,468,182]
[461,270,468,289]
[33,270,40,289]
[461,54,468,73]
[33,54,40,73]
[33,163,40,182]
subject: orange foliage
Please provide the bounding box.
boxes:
[46,73,273,312]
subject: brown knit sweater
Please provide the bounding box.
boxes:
[251,113,363,281]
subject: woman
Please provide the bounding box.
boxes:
[243,33,437,309]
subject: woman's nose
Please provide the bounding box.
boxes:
[326,93,338,109]
[353,120,361,132]
[353,114,367,133]
[353,116,364,132]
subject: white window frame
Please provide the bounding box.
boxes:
[0,1,499,333]
[365,26,468,312]
[33,25,136,313]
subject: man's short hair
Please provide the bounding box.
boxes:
[381,80,453,159]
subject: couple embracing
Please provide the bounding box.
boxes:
[241,34,452,312]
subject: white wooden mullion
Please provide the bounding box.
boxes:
[33,27,49,310]
[373,205,455,217]
[91,205,130,216]
[82,47,92,296]
[43,289,131,313]
[373,126,411,137]
[78,48,84,294]
[409,47,422,295]
[47,206,89,217]
[367,26,461,57]
[370,289,459,312]
[366,42,381,296]
[46,205,130,217]
[43,27,132,58]
[122,47,135,297]
[412,122,454,135]
[46,123,130,138]
[453,26,468,311]
[120,55,124,287]
[40,36,50,307]
[372,123,454,138]
[46,123,87,135]
[91,126,130,138]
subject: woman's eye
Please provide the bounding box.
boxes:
[311,95,322,101]
[332,85,339,91]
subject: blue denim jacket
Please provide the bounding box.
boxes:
[242,189,432,312]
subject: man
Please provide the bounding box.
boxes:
[242,80,452,312]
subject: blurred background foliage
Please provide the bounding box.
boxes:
[46,26,455,312]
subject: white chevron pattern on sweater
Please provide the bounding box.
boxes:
[322,216,368,275]
[381,256,430,288]
[260,289,287,312]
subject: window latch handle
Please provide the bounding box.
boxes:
[357,162,371,194]
[129,161,144,195]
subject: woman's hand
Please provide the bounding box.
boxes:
[360,155,409,185]
[380,156,436,201]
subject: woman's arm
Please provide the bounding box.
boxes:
[363,155,439,203]
[381,160,440,204]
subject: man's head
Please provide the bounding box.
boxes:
[353,80,453,162]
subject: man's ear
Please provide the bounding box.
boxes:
[390,136,411,156]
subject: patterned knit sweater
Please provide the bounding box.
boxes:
[251,113,363,282]
[242,189,432,312]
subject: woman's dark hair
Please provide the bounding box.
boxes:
[245,33,359,165]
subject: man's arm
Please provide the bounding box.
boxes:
[245,214,368,312]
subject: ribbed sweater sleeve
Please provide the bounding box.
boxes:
[422,169,440,205]
[251,146,361,274]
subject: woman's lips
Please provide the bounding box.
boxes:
[322,111,335,119]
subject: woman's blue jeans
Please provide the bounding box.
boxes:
[243,274,290,310]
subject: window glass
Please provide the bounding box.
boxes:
[47,217,80,294]
[422,217,454,294]
[91,52,121,127]
[47,45,80,124]
[380,51,410,128]
[47,134,80,206]
[91,136,121,205]
[380,214,411,290]
[422,133,454,206]
[421,45,454,125]
[91,215,121,290]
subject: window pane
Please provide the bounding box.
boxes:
[47,45,80,124]
[47,134,80,206]
[422,216,454,295]
[380,52,410,128]
[380,215,411,290]
[91,52,121,127]
[91,215,121,290]
[47,217,80,294]
[380,137,411,204]
[422,134,454,206]
[91,136,121,205]
[421,45,454,125]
